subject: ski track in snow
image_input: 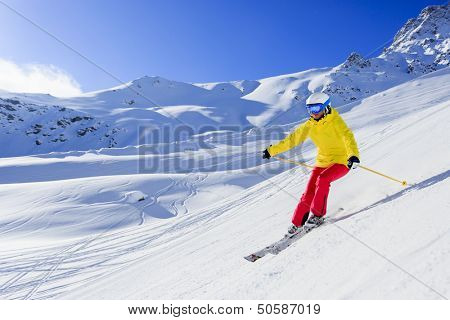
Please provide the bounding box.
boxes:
[0,169,228,299]
[0,172,278,299]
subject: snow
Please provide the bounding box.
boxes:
[0,67,449,299]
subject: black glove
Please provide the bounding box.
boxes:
[262,149,271,159]
[347,156,360,170]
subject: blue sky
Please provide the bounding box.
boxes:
[0,0,440,92]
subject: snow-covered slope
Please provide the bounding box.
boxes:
[0,67,448,299]
[0,4,448,157]
[0,97,124,156]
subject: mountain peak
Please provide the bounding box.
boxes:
[342,52,371,69]
[385,3,449,54]
[381,3,449,74]
[131,75,168,85]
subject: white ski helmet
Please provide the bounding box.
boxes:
[305,92,330,114]
[306,92,330,106]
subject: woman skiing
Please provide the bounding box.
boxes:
[262,92,360,235]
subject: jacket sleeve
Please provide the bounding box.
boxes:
[268,122,310,157]
[334,113,360,158]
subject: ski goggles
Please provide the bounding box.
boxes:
[306,98,330,114]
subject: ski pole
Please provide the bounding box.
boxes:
[273,156,408,187]
[272,156,315,169]
[359,165,408,187]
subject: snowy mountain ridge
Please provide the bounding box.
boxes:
[0,3,448,158]
[0,97,123,156]
[385,3,449,70]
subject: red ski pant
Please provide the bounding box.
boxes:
[292,163,349,226]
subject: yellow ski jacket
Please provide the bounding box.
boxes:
[268,107,359,168]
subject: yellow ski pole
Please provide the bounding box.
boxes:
[273,156,408,187]
[359,165,408,187]
[272,156,315,169]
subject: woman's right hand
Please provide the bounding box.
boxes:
[262,149,271,159]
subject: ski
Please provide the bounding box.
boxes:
[244,219,329,262]
[270,221,324,255]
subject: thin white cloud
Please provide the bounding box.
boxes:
[0,58,82,97]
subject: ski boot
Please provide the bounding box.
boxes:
[304,215,325,228]
[286,223,301,237]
